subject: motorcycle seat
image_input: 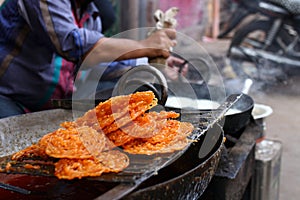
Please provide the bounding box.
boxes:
[266,0,300,15]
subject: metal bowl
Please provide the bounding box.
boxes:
[223,94,254,138]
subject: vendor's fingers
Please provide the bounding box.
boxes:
[157,29,176,49]
[143,29,176,58]
[168,40,177,52]
[164,28,176,40]
[164,65,180,80]
[171,39,177,47]
[180,64,189,76]
[171,56,185,64]
[166,56,186,67]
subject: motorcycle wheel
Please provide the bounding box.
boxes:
[228,20,283,79]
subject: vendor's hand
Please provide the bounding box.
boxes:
[141,28,177,59]
[164,56,188,81]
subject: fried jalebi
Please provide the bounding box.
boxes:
[157,122,195,153]
[55,150,129,180]
[122,121,194,155]
[75,91,157,133]
[60,121,77,129]
[44,126,107,159]
[107,111,179,136]
[11,144,49,161]
[106,111,180,146]
[11,132,57,161]
[93,150,130,172]
[54,158,106,180]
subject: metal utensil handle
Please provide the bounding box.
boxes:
[192,93,244,141]
[0,182,31,195]
[116,64,168,105]
[242,78,253,94]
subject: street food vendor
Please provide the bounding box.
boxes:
[0,0,182,118]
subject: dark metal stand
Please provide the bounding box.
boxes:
[200,122,263,200]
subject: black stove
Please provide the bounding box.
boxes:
[200,121,263,200]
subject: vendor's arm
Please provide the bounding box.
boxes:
[83,29,176,68]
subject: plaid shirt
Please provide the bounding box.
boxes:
[0,0,103,111]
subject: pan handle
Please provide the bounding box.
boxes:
[0,182,31,195]
[115,65,168,105]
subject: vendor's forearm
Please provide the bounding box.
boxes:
[81,29,175,68]
[82,38,167,68]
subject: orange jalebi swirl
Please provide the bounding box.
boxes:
[12,131,60,161]
[106,111,180,146]
[44,126,108,159]
[122,121,194,155]
[74,91,157,133]
[106,110,179,135]
[54,150,129,180]
[11,144,49,161]
[11,126,112,161]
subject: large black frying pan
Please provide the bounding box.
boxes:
[0,110,224,199]
[223,94,254,137]
[0,97,229,199]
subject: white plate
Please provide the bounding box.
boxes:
[252,104,273,119]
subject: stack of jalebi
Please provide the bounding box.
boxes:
[11,91,194,180]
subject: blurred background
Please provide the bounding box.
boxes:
[1,0,299,199]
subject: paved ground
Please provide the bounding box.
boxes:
[198,39,300,200]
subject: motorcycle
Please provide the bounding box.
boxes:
[223,0,300,79]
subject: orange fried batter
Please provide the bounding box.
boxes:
[11,132,57,161]
[93,150,130,172]
[55,158,106,180]
[11,144,49,161]
[60,121,77,129]
[75,91,157,133]
[106,129,134,147]
[122,121,194,155]
[45,126,107,159]
[106,111,180,146]
[55,150,129,180]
